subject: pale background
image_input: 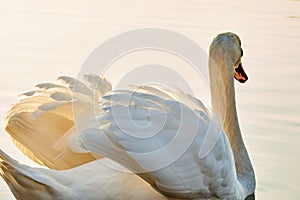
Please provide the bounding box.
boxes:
[0,0,300,199]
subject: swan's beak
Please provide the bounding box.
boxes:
[234,62,248,83]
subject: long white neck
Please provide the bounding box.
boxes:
[208,56,255,196]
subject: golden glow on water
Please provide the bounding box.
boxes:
[0,0,300,199]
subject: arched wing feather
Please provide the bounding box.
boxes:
[76,86,240,199]
[5,75,111,170]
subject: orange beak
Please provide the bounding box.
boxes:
[234,62,248,83]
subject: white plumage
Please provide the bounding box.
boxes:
[1,32,255,200]
[0,150,166,200]
[74,86,241,199]
[5,75,111,169]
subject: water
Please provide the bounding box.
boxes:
[0,0,299,199]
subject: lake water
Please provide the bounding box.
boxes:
[0,0,299,199]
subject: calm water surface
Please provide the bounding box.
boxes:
[0,0,299,199]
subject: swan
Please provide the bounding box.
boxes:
[1,32,255,199]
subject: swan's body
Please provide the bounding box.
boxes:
[1,32,255,199]
[0,150,166,200]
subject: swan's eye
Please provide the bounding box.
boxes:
[241,49,243,57]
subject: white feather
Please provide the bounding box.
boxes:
[76,86,242,199]
[5,75,111,169]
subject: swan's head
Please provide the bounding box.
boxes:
[209,32,248,83]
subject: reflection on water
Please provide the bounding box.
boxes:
[0,0,299,199]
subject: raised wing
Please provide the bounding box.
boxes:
[76,86,240,199]
[5,74,111,170]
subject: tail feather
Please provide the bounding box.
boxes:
[0,149,67,200]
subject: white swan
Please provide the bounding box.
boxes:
[1,32,255,199]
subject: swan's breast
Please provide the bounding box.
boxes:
[148,132,238,199]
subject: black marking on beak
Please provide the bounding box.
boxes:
[234,62,248,83]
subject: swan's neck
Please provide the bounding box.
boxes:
[209,57,255,195]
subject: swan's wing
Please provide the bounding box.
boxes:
[5,75,111,170]
[75,86,239,199]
